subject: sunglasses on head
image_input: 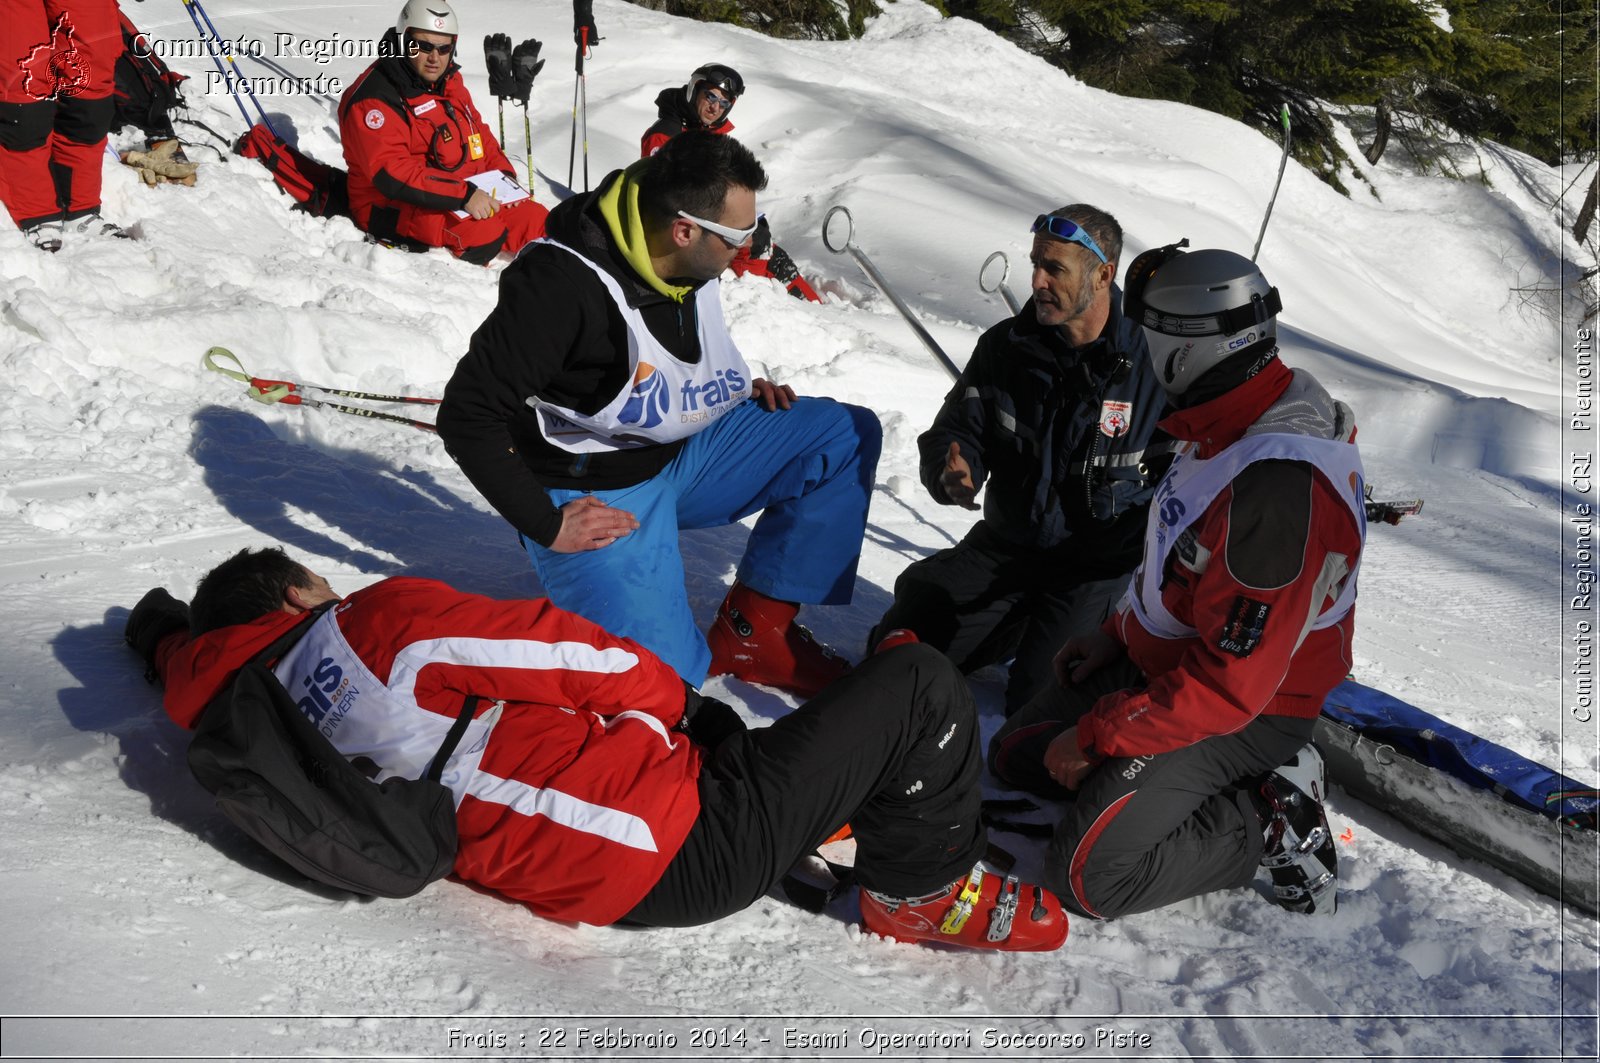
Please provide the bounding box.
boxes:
[678,209,764,248]
[1031,214,1108,265]
[408,38,454,56]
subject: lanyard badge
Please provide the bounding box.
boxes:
[467,132,484,160]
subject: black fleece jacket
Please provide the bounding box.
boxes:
[436,169,713,547]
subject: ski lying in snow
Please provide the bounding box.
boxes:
[1364,498,1424,525]
[1317,681,1598,916]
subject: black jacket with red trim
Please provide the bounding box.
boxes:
[337,31,513,228]
[639,86,733,157]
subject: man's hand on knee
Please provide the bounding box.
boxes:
[750,377,795,411]
[551,495,638,552]
[1053,630,1122,687]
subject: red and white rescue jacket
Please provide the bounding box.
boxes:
[1079,359,1367,761]
[157,577,701,925]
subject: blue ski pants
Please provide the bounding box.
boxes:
[523,397,882,685]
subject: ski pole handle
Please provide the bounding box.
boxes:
[979,251,1024,316]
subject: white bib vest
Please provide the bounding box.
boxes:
[272,608,501,808]
[527,240,753,454]
[1130,432,1367,641]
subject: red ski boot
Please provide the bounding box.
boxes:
[859,866,1069,952]
[706,583,852,698]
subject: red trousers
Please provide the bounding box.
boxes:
[391,196,549,265]
[0,0,118,228]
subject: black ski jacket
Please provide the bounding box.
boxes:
[436,168,713,548]
[919,291,1172,581]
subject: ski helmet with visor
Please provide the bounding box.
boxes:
[1123,241,1283,397]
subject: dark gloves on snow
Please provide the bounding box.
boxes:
[483,34,517,99]
[125,587,190,681]
[678,683,747,751]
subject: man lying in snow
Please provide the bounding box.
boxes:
[126,546,1069,952]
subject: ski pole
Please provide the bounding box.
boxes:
[180,0,278,137]
[822,205,961,380]
[523,106,533,188]
[204,348,441,433]
[1252,104,1292,262]
[978,251,1024,316]
[579,28,590,192]
[567,29,588,190]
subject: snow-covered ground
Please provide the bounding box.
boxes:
[2,0,1596,1059]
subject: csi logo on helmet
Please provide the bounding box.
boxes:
[618,364,671,429]
[1226,331,1258,352]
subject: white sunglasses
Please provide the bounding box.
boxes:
[678,209,763,248]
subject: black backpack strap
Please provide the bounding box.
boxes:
[424,695,483,784]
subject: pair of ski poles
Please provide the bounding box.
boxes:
[179,0,278,138]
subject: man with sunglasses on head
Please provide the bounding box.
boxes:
[338,0,548,265]
[989,244,1364,921]
[868,205,1169,719]
[437,131,881,701]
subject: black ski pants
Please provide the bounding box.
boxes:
[989,659,1312,921]
[623,644,987,927]
[868,520,1126,716]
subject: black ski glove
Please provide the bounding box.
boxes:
[125,587,190,681]
[510,38,545,105]
[573,0,599,48]
[483,33,516,99]
[678,683,747,751]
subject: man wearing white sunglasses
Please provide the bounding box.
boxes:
[439,132,880,700]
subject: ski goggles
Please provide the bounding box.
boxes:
[700,89,734,112]
[1031,214,1108,264]
[1123,238,1283,335]
[679,210,765,248]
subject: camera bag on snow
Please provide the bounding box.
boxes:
[186,603,476,898]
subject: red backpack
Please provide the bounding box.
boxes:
[236,123,350,220]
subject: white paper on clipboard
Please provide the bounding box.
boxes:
[452,172,530,218]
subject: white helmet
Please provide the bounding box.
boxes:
[1124,243,1282,397]
[396,0,458,38]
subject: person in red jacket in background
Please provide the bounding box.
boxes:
[990,245,1365,922]
[640,63,820,302]
[124,546,1070,951]
[338,0,547,265]
[0,0,126,251]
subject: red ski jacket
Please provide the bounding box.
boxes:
[1078,359,1365,761]
[338,49,514,230]
[157,577,702,925]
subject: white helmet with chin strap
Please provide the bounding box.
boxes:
[396,0,459,38]
[1123,242,1282,397]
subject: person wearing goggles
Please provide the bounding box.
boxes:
[639,63,820,302]
[439,131,880,702]
[991,245,1365,922]
[337,0,548,265]
[868,204,1170,721]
